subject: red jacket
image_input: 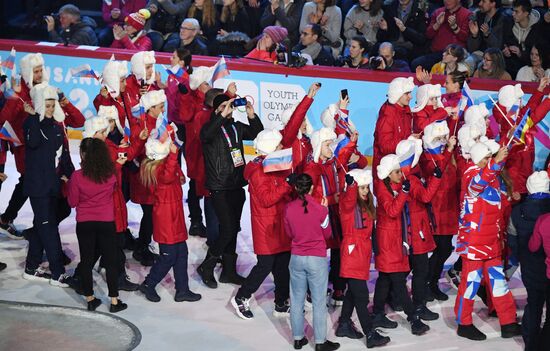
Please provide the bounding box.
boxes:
[185,105,211,196]
[244,157,293,255]
[280,96,313,173]
[457,159,505,260]
[426,6,471,52]
[128,113,158,204]
[408,174,441,254]
[338,183,374,281]
[111,34,152,51]
[245,49,277,62]
[125,75,160,112]
[182,90,205,174]
[93,91,138,129]
[165,73,190,125]
[151,150,188,245]
[374,180,410,273]
[413,105,448,134]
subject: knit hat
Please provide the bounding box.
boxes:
[411,84,442,112]
[98,105,123,135]
[310,128,337,163]
[320,103,357,134]
[396,137,422,168]
[348,168,372,187]
[145,137,171,161]
[387,77,415,104]
[189,66,214,91]
[125,9,151,32]
[280,103,313,138]
[29,82,65,122]
[101,59,128,98]
[483,139,500,155]
[20,53,49,89]
[141,90,166,112]
[377,154,400,180]
[457,123,483,158]
[498,84,524,110]
[253,129,282,155]
[470,142,492,165]
[526,171,550,194]
[212,94,230,111]
[263,26,288,44]
[83,116,110,139]
[464,103,489,136]
[130,51,156,85]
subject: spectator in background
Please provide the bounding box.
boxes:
[260,0,305,47]
[300,0,343,53]
[164,18,209,54]
[473,47,512,79]
[293,24,335,66]
[245,26,288,62]
[146,0,191,51]
[431,44,470,75]
[411,0,471,71]
[335,36,370,68]
[111,9,153,51]
[187,0,220,46]
[377,42,410,72]
[215,0,252,57]
[502,0,542,79]
[45,4,98,46]
[98,0,147,47]
[343,0,384,49]
[376,0,428,62]
[243,0,265,39]
[516,44,550,82]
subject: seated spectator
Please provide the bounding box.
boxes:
[292,24,335,66]
[146,0,190,51]
[243,0,264,39]
[111,9,153,51]
[45,4,98,46]
[260,0,305,47]
[503,0,543,79]
[411,0,471,71]
[377,42,410,72]
[376,0,428,62]
[335,35,369,68]
[245,26,288,62]
[343,0,384,48]
[98,0,147,47]
[467,0,509,57]
[516,44,550,82]
[431,44,471,75]
[299,0,343,52]
[163,18,209,55]
[215,0,252,57]
[187,0,220,46]
[473,47,512,79]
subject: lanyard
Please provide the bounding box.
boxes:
[221,125,238,148]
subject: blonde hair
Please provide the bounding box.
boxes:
[140,158,163,188]
[188,0,216,28]
[220,0,243,24]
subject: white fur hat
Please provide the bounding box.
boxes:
[253,129,282,155]
[320,103,357,134]
[281,103,313,138]
[130,51,156,85]
[396,137,422,168]
[98,105,123,135]
[310,128,337,163]
[145,137,170,161]
[458,123,483,158]
[102,59,128,98]
[141,90,166,112]
[412,84,442,113]
[29,82,65,122]
[464,103,489,135]
[348,168,372,187]
[422,120,449,147]
[498,84,524,110]
[189,66,214,91]
[20,53,48,89]
[483,139,500,155]
[526,171,550,194]
[470,142,492,165]
[83,116,110,139]
[377,154,400,180]
[387,77,415,104]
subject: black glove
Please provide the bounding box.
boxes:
[402,179,410,193]
[433,166,442,179]
[286,173,298,186]
[178,82,188,94]
[0,75,7,83]
[345,174,354,185]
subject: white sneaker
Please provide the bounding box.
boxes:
[22,267,52,282]
[50,273,70,288]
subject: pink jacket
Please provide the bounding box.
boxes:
[528,213,550,279]
[102,0,147,27]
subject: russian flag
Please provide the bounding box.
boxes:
[425,144,445,161]
[506,102,520,123]
[458,81,474,120]
[0,121,22,146]
[163,64,184,79]
[332,135,351,158]
[2,88,19,100]
[398,143,416,176]
[1,48,16,70]
[262,148,293,173]
[70,64,98,80]
[131,104,145,121]
[211,57,230,83]
[155,114,172,143]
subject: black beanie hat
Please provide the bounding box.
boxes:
[212,94,230,111]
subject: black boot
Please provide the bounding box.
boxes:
[315,340,340,351]
[335,318,364,339]
[197,250,219,289]
[457,324,486,341]
[371,313,398,329]
[501,322,521,338]
[408,314,429,335]
[123,229,136,251]
[366,329,390,348]
[118,272,139,291]
[189,222,207,238]
[219,253,245,285]
[416,304,439,321]
[429,282,449,301]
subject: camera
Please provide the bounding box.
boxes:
[369,56,385,70]
[44,13,60,21]
[232,98,248,108]
[57,88,64,101]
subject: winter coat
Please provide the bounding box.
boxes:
[292,43,335,66]
[200,113,263,191]
[23,115,63,197]
[338,183,374,280]
[179,37,209,56]
[457,159,505,260]
[244,157,293,255]
[343,5,382,46]
[503,10,542,76]
[280,96,313,173]
[164,71,190,125]
[260,0,305,46]
[93,91,137,129]
[377,0,427,50]
[151,150,188,245]
[529,213,550,280]
[102,0,147,27]
[412,105,448,134]
[111,33,153,51]
[374,180,410,273]
[147,0,190,34]
[125,75,160,119]
[467,8,510,53]
[215,31,251,57]
[408,174,441,254]
[426,6,471,52]
[300,3,342,45]
[245,49,278,62]
[48,17,98,46]
[184,96,210,197]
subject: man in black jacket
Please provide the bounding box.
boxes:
[467,0,509,54]
[292,24,335,66]
[163,18,209,55]
[197,93,263,289]
[45,4,98,46]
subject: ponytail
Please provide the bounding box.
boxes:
[294,174,313,214]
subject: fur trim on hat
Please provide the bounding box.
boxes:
[145,137,171,161]
[412,84,443,113]
[216,31,251,43]
[377,154,400,180]
[310,128,336,163]
[470,142,491,165]
[83,116,110,139]
[527,171,550,194]
[458,123,483,159]
[498,84,524,111]
[29,82,65,122]
[483,139,500,155]
[141,90,166,112]
[464,103,489,136]
[98,105,123,135]
[253,129,282,155]
[320,103,356,134]
[387,77,415,104]
[348,168,372,187]
[130,51,156,85]
[396,137,422,168]
[102,60,128,98]
[189,66,214,91]
[422,120,449,149]
[20,53,48,89]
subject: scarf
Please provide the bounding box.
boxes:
[354,204,365,229]
[301,42,322,61]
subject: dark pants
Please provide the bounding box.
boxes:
[522,281,550,351]
[146,241,190,293]
[147,31,180,52]
[340,278,372,333]
[410,253,429,305]
[411,51,443,72]
[137,204,153,250]
[1,174,28,223]
[428,235,454,285]
[210,188,246,256]
[56,196,71,224]
[0,163,4,193]
[373,271,414,316]
[99,232,128,275]
[330,248,346,291]
[188,179,204,225]
[453,256,463,271]
[175,123,186,163]
[76,221,119,297]
[205,197,219,247]
[26,196,64,279]
[237,251,290,305]
[97,26,114,47]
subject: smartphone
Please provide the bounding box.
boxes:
[118,152,127,158]
[316,82,322,87]
[57,91,65,101]
[341,89,348,100]
[232,97,248,107]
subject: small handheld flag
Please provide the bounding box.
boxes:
[155,113,173,143]
[398,143,416,176]
[511,108,533,145]
[70,64,99,80]
[162,64,184,79]
[131,104,145,121]
[0,121,22,146]
[457,81,474,120]
[1,48,16,70]
[263,148,293,173]
[211,57,230,83]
